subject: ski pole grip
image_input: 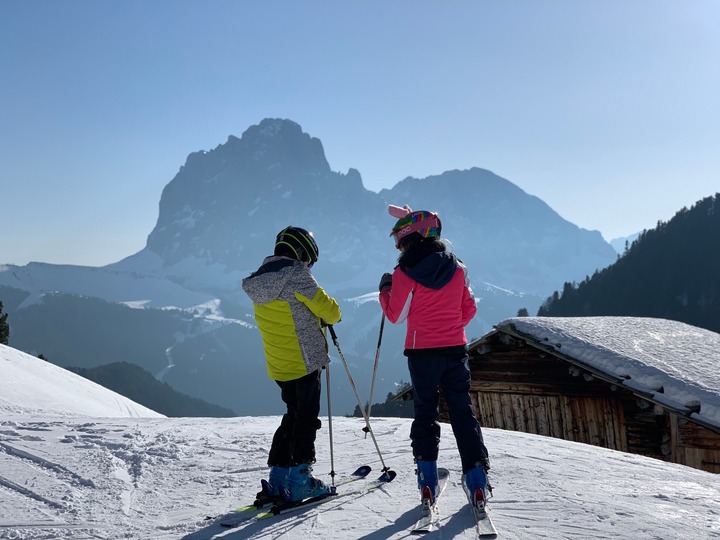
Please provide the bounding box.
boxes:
[328,324,338,341]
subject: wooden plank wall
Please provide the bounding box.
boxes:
[465,346,629,450]
[671,416,720,473]
[472,391,627,450]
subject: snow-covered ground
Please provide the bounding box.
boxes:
[1,344,719,539]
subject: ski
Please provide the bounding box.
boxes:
[469,504,498,538]
[410,467,450,534]
[263,465,382,517]
[219,467,394,528]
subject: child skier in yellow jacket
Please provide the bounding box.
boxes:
[242,226,341,503]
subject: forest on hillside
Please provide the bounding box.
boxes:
[539,194,720,334]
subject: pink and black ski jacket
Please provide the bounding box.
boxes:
[379,252,477,352]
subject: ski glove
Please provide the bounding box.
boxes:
[379,272,393,292]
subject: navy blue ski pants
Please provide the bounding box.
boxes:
[268,369,322,468]
[408,353,489,473]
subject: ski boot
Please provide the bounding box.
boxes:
[462,465,489,508]
[256,465,289,505]
[416,460,439,504]
[286,463,333,502]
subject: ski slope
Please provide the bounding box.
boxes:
[1,344,719,539]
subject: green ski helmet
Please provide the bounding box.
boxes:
[275,226,319,266]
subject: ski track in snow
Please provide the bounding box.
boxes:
[0,416,719,539]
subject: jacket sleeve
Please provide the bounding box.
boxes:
[460,266,477,327]
[290,265,342,325]
[379,267,414,324]
[295,287,342,325]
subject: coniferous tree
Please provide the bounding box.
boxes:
[0,300,9,345]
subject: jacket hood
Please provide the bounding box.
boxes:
[403,251,457,290]
[242,256,298,304]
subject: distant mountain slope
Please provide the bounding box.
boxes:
[67,362,237,417]
[539,194,720,333]
[0,118,619,416]
[0,284,276,416]
[382,168,616,294]
[610,231,641,254]
[6,289,190,371]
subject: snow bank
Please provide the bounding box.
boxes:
[0,344,163,418]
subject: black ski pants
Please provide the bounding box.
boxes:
[408,353,489,473]
[268,369,322,468]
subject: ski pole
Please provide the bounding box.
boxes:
[325,363,336,487]
[327,325,393,479]
[364,314,385,439]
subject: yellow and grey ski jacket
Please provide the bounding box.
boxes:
[242,255,342,382]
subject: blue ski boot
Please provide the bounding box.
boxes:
[462,465,488,508]
[416,460,439,503]
[268,466,289,497]
[258,466,289,503]
[286,463,332,502]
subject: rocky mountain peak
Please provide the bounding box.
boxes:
[139,120,615,296]
[234,118,331,175]
[145,119,379,270]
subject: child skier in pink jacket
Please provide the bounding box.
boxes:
[379,205,490,508]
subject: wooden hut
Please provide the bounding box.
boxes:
[397,316,720,474]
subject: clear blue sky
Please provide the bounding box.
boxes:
[2,1,719,266]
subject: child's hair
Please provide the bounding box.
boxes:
[398,234,446,267]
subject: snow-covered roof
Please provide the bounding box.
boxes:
[493,316,720,432]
